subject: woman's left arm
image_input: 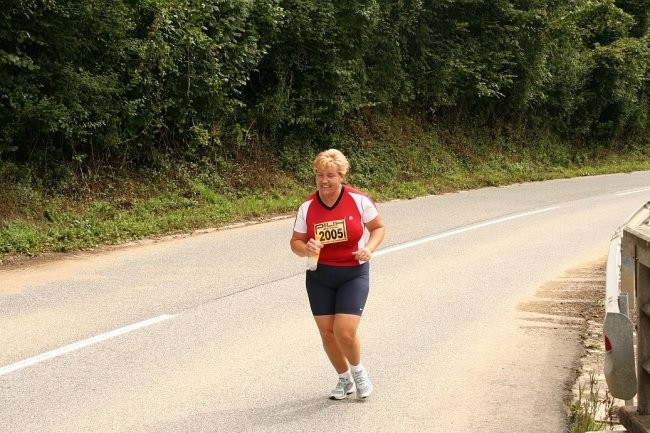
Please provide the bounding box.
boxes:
[365,215,385,253]
[353,215,385,261]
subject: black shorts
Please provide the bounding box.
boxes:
[305,262,370,316]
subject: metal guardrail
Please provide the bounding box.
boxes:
[604,203,649,402]
[617,202,650,432]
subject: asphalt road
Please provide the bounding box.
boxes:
[2,171,650,433]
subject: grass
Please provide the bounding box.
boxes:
[568,371,615,432]
[1,116,650,264]
[0,178,309,257]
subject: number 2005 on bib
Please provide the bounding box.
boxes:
[314,220,348,244]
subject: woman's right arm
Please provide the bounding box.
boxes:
[290,231,308,257]
[291,231,322,257]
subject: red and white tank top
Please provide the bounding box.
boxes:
[293,185,379,266]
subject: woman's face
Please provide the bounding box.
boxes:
[315,166,343,196]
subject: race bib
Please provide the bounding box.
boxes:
[314,220,348,244]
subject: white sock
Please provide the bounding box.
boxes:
[338,370,351,380]
[350,363,364,373]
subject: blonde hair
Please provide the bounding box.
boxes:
[312,149,349,177]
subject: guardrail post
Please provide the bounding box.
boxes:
[638,252,650,415]
[622,232,637,311]
[617,292,636,407]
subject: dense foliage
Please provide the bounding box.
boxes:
[1,0,649,171]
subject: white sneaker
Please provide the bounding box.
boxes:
[330,377,356,400]
[352,368,373,399]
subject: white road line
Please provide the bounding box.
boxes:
[374,206,560,257]
[0,314,174,377]
[0,204,566,377]
[617,188,650,196]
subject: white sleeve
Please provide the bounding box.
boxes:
[350,191,379,224]
[361,196,378,224]
[293,200,312,233]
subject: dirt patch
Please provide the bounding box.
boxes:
[519,262,606,324]
[519,258,625,431]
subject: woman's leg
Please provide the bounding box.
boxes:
[313,315,350,373]
[332,313,361,366]
[309,264,367,374]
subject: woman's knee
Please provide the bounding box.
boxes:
[333,326,357,346]
[319,327,337,344]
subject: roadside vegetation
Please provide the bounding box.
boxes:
[1,115,649,262]
[569,372,615,433]
[2,1,649,263]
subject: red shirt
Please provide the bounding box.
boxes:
[293,185,379,266]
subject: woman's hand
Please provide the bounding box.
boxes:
[353,246,372,261]
[305,237,323,256]
[353,215,385,262]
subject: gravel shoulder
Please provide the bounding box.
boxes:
[519,257,627,431]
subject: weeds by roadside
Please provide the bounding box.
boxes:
[569,371,616,432]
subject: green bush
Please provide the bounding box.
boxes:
[1,0,649,168]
